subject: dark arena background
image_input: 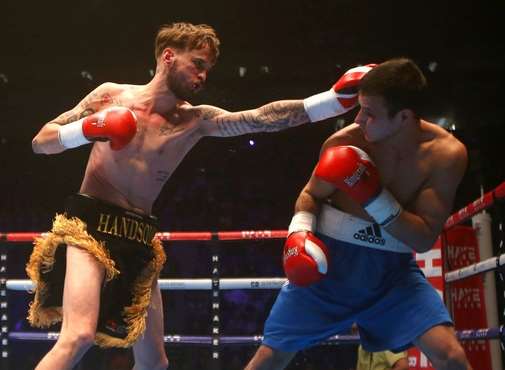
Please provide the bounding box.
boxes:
[1,1,505,369]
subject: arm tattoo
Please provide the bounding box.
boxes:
[200,106,227,120]
[50,108,96,125]
[49,89,122,125]
[213,101,309,137]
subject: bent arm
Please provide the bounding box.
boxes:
[196,100,310,137]
[384,192,447,253]
[294,173,337,215]
[385,145,468,252]
[32,114,90,155]
[31,83,116,154]
[287,173,336,235]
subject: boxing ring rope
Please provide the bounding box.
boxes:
[6,278,287,291]
[443,181,505,230]
[8,328,505,344]
[0,230,289,242]
[1,181,503,243]
[0,180,504,368]
[445,253,505,283]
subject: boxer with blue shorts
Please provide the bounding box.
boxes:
[245,58,471,370]
[263,205,452,353]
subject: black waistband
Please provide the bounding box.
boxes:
[64,194,159,246]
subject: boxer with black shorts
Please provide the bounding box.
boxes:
[29,22,374,370]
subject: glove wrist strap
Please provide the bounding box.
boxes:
[58,119,91,149]
[303,89,347,122]
[288,211,317,235]
[364,189,402,227]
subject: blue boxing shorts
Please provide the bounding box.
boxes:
[263,205,452,353]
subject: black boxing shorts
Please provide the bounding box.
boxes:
[26,193,166,347]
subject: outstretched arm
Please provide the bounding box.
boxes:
[197,100,309,137]
[197,64,375,137]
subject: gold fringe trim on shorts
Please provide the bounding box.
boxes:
[26,214,119,328]
[95,237,166,348]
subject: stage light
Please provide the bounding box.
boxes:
[428,61,438,72]
[80,71,93,81]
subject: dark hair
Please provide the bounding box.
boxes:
[155,22,220,63]
[359,58,428,117]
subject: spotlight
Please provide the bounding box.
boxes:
[80,71,93,81]
[334,118,346,131]
[436,117,449,129]
[428,62,438,72]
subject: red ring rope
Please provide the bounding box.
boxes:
[1,181,503,243]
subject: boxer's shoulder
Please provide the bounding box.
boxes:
[78,82,127,110]
[420,121,467,172]
[321,124,368,153]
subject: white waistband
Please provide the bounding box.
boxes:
[316,204,412,254]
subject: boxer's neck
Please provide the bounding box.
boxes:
[138,74,179,114]
[372,118,424,158]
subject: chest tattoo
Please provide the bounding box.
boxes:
[159,122,186,136]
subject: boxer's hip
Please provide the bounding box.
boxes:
[317,204,412,254]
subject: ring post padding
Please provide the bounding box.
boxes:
[0,242,9,370]
[210,242,221,369]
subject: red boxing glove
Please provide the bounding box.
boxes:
[315,146,402,226]
[58,107,137,150]
[283,231,330,287]
[304,64,376,122]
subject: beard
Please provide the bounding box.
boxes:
[168,61,199,101]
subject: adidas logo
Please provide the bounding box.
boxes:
[353,223,386,245]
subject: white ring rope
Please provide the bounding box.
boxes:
[445,252,505,282]
[6,277,287,291]
[8,251,505,291]
[7,250,505,291]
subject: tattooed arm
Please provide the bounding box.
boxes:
[32,82,122,154]
[196,100,310,137]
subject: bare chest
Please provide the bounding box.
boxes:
[372,152,429,207]
[129,110,201,158]
[85,111,202,194]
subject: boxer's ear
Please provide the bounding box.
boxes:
[162,48,175,65]
[394,108,414,124]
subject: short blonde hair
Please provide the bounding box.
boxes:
[155,22,220,63]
